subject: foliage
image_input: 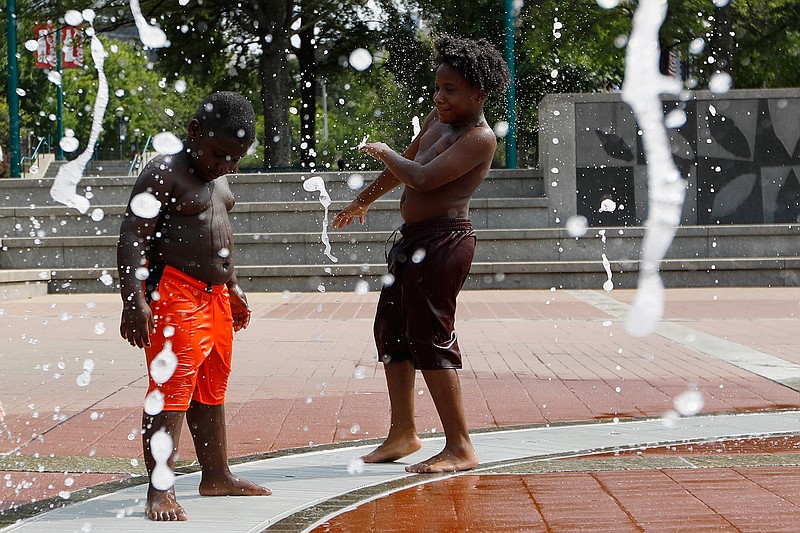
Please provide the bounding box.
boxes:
[3,0,800,171]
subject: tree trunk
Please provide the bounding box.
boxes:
[254,0,293,170]
[298,25,317,169]
[259,44,292,169]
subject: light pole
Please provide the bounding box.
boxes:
[504,0,518,169]
[7,0,21,176]
[115,107,124,157]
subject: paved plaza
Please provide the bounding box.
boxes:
[1,286,800,531]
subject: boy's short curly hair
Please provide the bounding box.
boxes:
[193,91,257,146]
[433,35,511,94]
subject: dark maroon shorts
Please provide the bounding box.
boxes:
[374,217,476,370]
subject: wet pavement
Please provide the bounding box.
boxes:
[1,287,800,531]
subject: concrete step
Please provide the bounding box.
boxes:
[0,169,544,208]
[42,159,133,179]
[3,223,798,270]
[0,196,549,237]
[0,269,50,300]
[44,256,800,295]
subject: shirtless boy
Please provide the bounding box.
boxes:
[333,36,510,473]
[118,91,270,521]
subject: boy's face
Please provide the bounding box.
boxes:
[187,120,251,181]
[433,63,486,125]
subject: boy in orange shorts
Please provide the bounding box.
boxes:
[118,91,270,521]
[334,36,510,473]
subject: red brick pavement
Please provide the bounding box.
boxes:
[2,288,800,527]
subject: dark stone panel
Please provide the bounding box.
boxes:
[575,102,638,168]
[576,167,636,226]
[697,159,762,224]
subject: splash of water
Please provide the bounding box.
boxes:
[621,0,686,337]
[149,429,175,490]
[49,25,108,213]
[149,341,177,384]
[412,116,421,139]
[303,177,338,262]
[601,253,614,291]
[129,0,169,48]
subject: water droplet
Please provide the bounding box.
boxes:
[347,174,364,190]
[354,280,369,295]
[152,132,184,155]
[76,372,91,387]
[347,457,365,475]
[689,38,705,55]
[144,389,165,416]
[90,208,104,221]
[412,248,426,263]
[709,72,732,94]
[493,121,509,137]
[64,10,83,26]
[149,341,177,384]
[129,192,161,219]
[599,199,617,212]
[134,267,150,281]
[662,111,686,133]
[60,135,80,154]
[348,48,372,71]
[565,215,588,237]
[673,387,704,417]
[93,322,106,335]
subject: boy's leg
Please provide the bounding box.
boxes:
[186,401,271,496]
[362,360,423,463]
[142,410,188,521]
[406,368,478,473]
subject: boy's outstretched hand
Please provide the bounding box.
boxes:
[333,199,369,229]
[358,142,391,161]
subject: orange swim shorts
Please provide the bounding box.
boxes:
[144,265,233,411]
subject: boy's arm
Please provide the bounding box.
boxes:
[117,164,171,348]
[359,115,496,192]
[226,273,251,331]
[332,117,430,229]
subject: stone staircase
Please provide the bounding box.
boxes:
[43,159,134,179]
[1,169,799,296]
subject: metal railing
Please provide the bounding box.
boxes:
[128,134,153,176]
[20,137,50,176]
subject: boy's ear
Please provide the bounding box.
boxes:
[187,119,202,140]
[473,88,489,104]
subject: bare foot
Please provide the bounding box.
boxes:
[146,488,188,521]
[405,448,479,473]
[362,436,423,463]
[199,473,272,497]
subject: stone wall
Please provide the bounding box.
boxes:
[539,88,800,227]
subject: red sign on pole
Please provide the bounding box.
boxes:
[33,23,84,69]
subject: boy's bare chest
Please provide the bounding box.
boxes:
[168,181,233,217]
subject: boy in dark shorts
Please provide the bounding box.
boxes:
[333,35,510,473]
[118,91,271,521]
